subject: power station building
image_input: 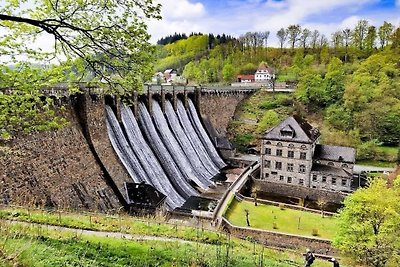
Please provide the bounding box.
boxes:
[259,116,355,192]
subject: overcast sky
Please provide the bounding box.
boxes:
[147,0,400,45]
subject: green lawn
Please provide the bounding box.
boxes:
[225,200,338,239]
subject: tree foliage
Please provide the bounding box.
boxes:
[334,178,400,267]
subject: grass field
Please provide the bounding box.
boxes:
[0,214,337,267]
[225,200,338,239]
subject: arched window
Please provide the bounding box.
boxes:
[265,141,271,145]
[277,142,283,147]
[328,162,334,166]
[288,144,294,148]
[301,145,307,150]
[342,164,348,168]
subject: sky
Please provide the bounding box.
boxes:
[147,0,400,45]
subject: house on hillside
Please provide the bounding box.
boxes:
[259,116,355,192]
[237,74,255,83]
[164,69,178,82]
[255,62,275,83]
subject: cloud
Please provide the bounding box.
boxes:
[158,0,205,20]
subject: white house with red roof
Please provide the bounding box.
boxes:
[255,62,274,83]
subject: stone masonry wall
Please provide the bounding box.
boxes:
[222,218,336,255]
[0,103,120,211]
[252,180,347,204]
[78,95,132,204]
[199,93,250,137]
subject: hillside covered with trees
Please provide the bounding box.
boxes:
[154,21,400,162]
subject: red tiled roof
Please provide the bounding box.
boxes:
[237,74,255,80]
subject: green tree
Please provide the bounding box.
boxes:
[287,24,301,49]
[333,178,400,267]
[0,0,160,139]
[378,21,394,48]
[222,63,235,83]
[352,20,369,50]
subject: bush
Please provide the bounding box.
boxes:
[311,228,319,236]
[357,140,379,160]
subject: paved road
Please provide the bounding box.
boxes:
[214,162,260,227]
[2,219,193,244]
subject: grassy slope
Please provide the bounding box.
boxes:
[225,200,338,239]
[0,211,335,267]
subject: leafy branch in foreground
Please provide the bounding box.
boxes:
[0,0,161,92]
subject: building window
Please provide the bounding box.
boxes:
[341,179,347,186]
[264,160,271,168]
[299,178,304,185]
[322,176,327,183]
[265,148,271,155]
[288,150,294,158]
[287,177,292,183]
[300,152,307,160]
[299,165,306,173]
[312,174,317,182]
[277,142,283,147]
[342,164,348,168]
[264,173,269,179]
[288,143,294,148]
[271,171,277,175]
[275,162,282,170]
[312,185,317,188]
[332,177,337,185]
[301,145,307,150]
[287,163,294,172]
[328,162,334,166]
[265,141,271,145]
[276,149,283,156]
[279,175,284,181]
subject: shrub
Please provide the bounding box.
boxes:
[311,228,319,236]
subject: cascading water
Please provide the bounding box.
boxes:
[187,99,226,169]
[151,99,212,189]
[120,104,186,209]
[105,106,146,183]
[176,100,220,176]
[164,100,217,179]
[137,102,198,199]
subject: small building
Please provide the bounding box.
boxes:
[237,74,255,83]
[255,62,274,83]
[259,116,355,192]
[164,69,178,82]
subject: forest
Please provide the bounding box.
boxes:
[154,20,400,161]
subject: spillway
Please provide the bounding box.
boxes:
[120,105,186,210]
[164,100,217,179]
[106,96,226,211]
[151,100,212,189]
[176,100,220,176]
[187,99,227,169]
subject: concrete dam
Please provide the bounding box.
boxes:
[0,86,254,212]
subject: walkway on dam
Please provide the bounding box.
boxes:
[213,161,260,227]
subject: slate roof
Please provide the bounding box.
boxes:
[256,63,275,74]
[262,115,320,143]
[311,164,352,177]
[314,144,356,163]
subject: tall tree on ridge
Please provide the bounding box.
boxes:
[378,21,394,48]
[277,28,288,52]
[287,24,302,49]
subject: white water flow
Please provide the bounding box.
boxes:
[120,104,186,209]
[151,100,211,189]
[164,101,217,179]
[137,102,198,199]
[105,106,146,183]
[176,100,220,176]
[187,99,227,169]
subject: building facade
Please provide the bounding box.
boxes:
[260,116,355,192]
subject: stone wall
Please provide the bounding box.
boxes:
[0,102,120,211]
[199,92,250,137]
[77,94,132,205]
[252,180,347,204]
[221,218,336,255]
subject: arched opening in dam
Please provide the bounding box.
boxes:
[106,93,227,212]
